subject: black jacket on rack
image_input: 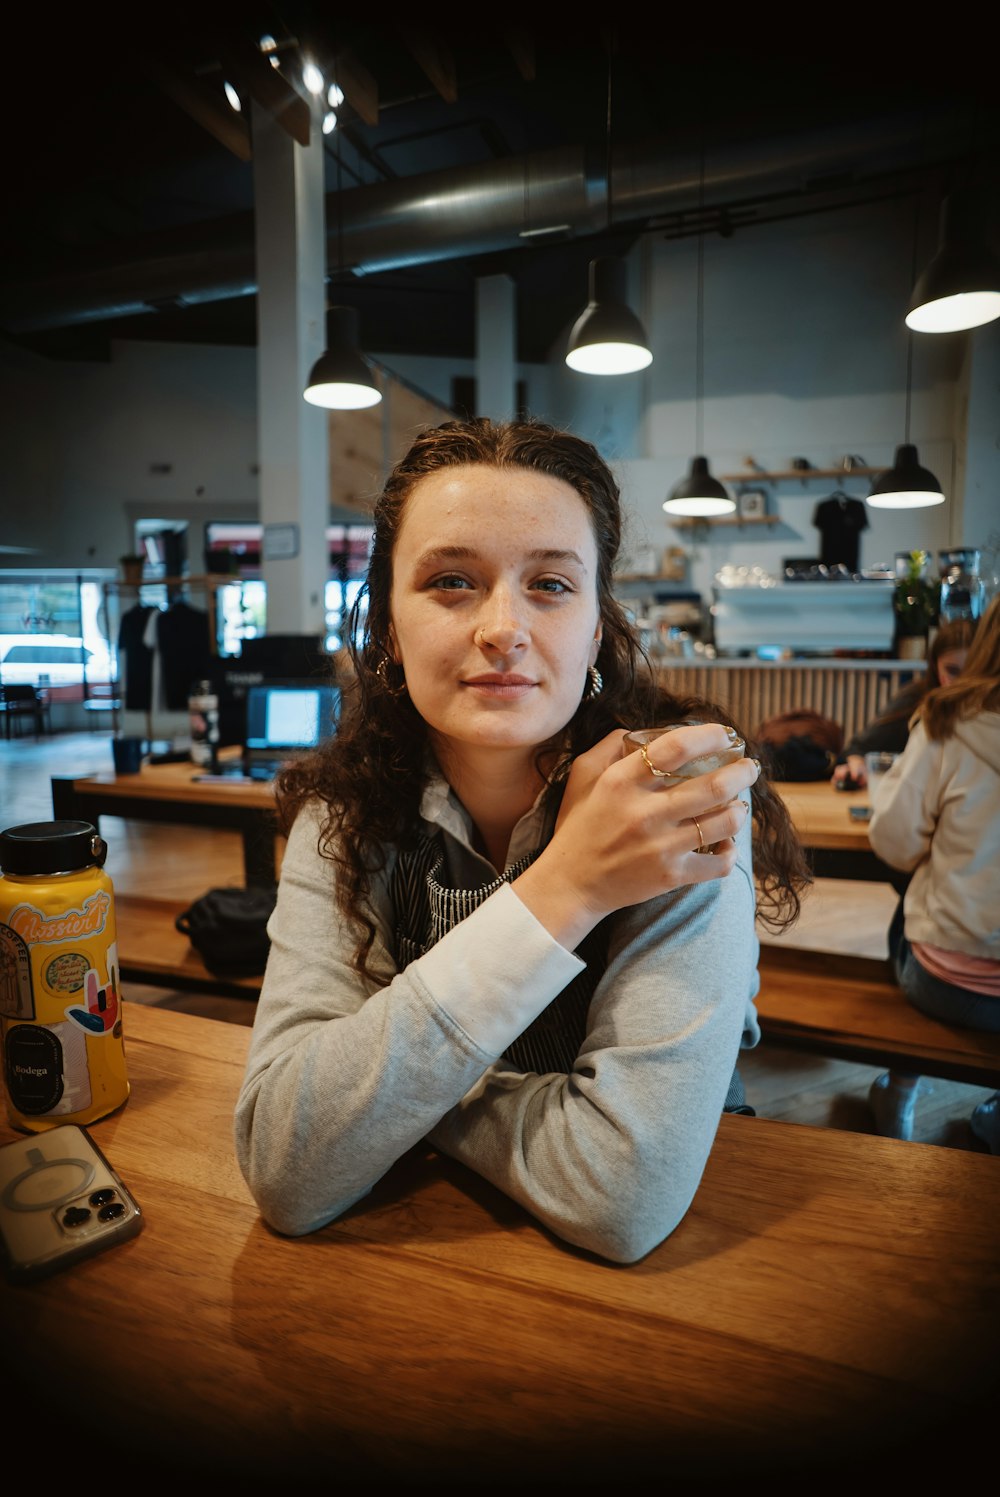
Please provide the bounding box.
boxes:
[117,603,156,710]
[155,600,213,710]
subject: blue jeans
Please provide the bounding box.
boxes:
[888,898,1000,1034]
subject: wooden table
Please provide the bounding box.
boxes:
[52,756,279,886]
[2,1004,996,1483]
[772,778,892,880]
[52,766,880,891]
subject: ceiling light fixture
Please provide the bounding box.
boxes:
[905,188,1000,334]
[663,139,735,518]
[565,39,651,376]
[870,200,945,509]
[304,306,382,409]
[304,66,382,412]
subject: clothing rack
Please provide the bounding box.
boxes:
[101,575,230,741]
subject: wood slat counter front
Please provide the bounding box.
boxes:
[656,656,920,745]
[2,1005,996,1483]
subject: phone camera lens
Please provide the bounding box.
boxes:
[97,1202,126,1221]
[89,1188,116,1205]
[61,1206,92,1228]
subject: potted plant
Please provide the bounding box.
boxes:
[119,553,145,585]
[893,550,939,658]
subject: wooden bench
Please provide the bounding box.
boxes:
[755,944,1000,1087]
[112,896,1000,1087]
[115,894,263,998]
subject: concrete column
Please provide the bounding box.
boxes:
[476,274,516,419]
[252,99,329,637]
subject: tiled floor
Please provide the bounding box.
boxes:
[1,730,995,1153]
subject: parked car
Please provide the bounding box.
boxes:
[0,633,113,687]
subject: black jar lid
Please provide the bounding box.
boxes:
[0,820,107,875]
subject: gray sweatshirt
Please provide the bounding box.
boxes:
[234,773,760,1263]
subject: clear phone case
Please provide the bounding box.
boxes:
[0,1124,143,1282]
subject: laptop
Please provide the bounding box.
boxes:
[241,682,340,780]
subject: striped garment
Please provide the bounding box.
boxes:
[388,831,751,1111]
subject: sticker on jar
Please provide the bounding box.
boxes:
[43,951,90,995]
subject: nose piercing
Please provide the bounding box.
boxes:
[475,627,487,647]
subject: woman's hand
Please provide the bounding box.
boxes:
[831,754,867,788]
[514,723,759,951]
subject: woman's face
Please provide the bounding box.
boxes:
[936,647,968,685]
[388,463,602,768]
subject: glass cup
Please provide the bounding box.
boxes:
[623,720,746,853]
[622,721,746,776]
[864,751,898,807]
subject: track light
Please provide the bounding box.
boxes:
[906,191,1000,334]
[304,307,382,410]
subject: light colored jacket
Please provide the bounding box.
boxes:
[234,771,759,1264]
[869,711,1000,961]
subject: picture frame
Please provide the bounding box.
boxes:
[738,488,767,520]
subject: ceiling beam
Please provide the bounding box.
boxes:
[335,47,379,128]
[399,29,457,103]
[145,58,252,161]
[502,31,536,82]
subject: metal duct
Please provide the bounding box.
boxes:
[0,108,970,336]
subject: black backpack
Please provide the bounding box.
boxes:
[175,885,277,978]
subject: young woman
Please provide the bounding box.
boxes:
[234,418,809,1263]
[831,617,977,789]
[867,592,1000,1148]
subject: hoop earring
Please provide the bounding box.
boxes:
[375,655,407,698]
[585,664,603,700]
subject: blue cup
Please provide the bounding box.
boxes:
[111,736,145,775]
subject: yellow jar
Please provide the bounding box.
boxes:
[0,820,130,1132]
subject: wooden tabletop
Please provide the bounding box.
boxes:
[61,751,276,810]
[2,1003,996,1482]
[58,763,869,849]
[772,777,873,850]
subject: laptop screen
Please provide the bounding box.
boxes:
[244,683,340,753]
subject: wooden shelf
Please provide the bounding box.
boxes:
[722,467,879,482]
[666,514,782,531]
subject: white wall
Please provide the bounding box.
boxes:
[1,194,997,609]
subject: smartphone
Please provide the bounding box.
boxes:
[0,1124,143,1283]
[849,804,873,821]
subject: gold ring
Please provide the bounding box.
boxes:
[691,815,706,853]
[640,742,685,781]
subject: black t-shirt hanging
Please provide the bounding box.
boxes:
[155,601,213,710]
[812,494,869,572]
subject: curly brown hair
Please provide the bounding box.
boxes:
[276,416,810,976]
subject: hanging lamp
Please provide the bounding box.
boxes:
[905,190,1000,334]
[663,140,735,518]
[303,70,382,411]
[304,306,382,409]
[870,202,945,509]
[565,39,651,376]
[565,257,653,374]
[868,442,945,509]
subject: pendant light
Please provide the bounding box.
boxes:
[565,39,652,376]
[303,75,382,411]
[905,188,1000,334]
[870,202,945,509]
[663,139,735,518]
[304,305,382,409]
[565,257,653,374]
